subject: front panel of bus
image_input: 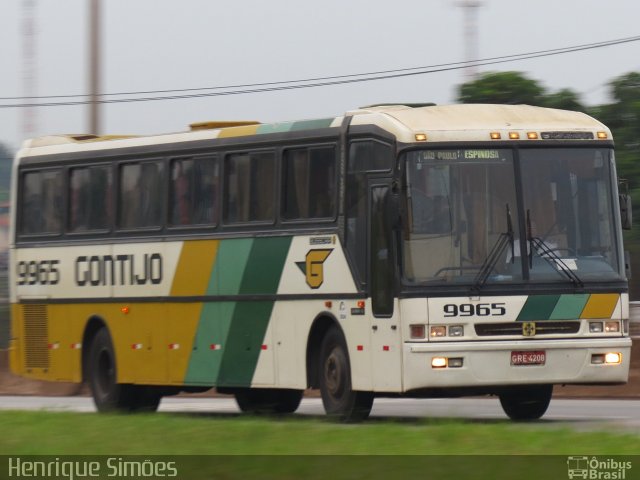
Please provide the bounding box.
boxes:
[398,144,631,392]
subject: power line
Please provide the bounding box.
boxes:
[2,34,640,109]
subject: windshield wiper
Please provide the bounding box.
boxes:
[526,210,584,287]
[473,204,515,291]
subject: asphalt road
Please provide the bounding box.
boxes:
[0,396,638,432]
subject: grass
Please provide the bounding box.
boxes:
[1,411,637,479]
[0,410,637,455]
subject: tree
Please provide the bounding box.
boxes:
[542,88,586,112]
[457,71,546,106]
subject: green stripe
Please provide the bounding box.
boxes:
[186,237,293,386]
[549,294,590,320]
[256,118,334,135]
[517,295,561,321]
[217,237,292,386]
[185,238,255,385]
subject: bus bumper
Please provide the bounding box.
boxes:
[402,337,632,392]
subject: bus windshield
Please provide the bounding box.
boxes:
[402,148,623,286]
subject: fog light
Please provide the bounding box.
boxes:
[431,357,447,368]
[605,321,620,333]
[410,324,426,339]
[449,325,464,337]
[448,357,463,368]
[605,352,622,364]
[591,353,622,365]
[430,326,446,337]
[589,322,603,333]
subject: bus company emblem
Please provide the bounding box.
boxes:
[296,249,333,289]
[522,322,536,337]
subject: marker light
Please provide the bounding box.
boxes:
[415,133,428,142]
[357,300,366,309]
[490,132,501,140]
[509,132,520,139]
[527,132,539,139]
[121,306,130,315]
[597,131,608,139]
[431,357,447,368]
[410,324,426,339]
[589,321,603,333]
[430,326,446,337]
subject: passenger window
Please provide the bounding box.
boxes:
[118,161,164,229]
[283,146,336,220]
[69,165,112,232]
[170,157,218,227]
[20,170,63,235]
[225,152,275,223]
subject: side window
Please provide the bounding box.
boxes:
[225,152,275,224]
[20,170,63,235]
[348,140,393,173]
[69,165,112,232]
[282,146,336,220]
[118,161,164,229]
[170,157,218,227]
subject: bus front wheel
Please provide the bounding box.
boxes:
[499,385,553,421]
[319,326,373,422]
[87,328,161,413]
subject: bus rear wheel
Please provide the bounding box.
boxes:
[87,328,161,413]
[319,327,373,422]
[234,388,303,414]
[499,385,553,421]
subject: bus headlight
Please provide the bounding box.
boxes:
[589,322,603,333]
[449,325,464,337]
[604,321,620,333]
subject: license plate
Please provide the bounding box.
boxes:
[511,350,546,366]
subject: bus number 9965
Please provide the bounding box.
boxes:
[443,303,506,317]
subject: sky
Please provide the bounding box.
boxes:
[1,0,640,153]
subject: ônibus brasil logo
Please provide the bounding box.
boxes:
[567,456,632,479]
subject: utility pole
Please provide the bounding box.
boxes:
[456,0,483,81]
[22,0,38,139]
[88,0,101,135]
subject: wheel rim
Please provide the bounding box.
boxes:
[324,347,346,400]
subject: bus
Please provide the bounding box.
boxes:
[9,103,633,421]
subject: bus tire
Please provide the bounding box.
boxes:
[234,388,303,414]
[87,328,160,413]
[499,384,553,421]
[319,326,373,422]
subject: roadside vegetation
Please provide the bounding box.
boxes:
[0,410,637,455]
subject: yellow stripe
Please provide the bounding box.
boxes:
[580,293,619,319]
[217,124,260,138]
[171,240,219,296]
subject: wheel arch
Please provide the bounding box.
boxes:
[81,315,110,383]
[305,312,343,389]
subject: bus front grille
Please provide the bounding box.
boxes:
[23,304,49,369]
[475,321,581,337]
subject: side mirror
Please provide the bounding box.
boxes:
[619,193,632,230]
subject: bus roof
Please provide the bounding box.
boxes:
[18,104,611,157]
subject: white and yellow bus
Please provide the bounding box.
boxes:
[9,104,632,420]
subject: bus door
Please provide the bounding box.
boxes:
[369,181,402,391]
